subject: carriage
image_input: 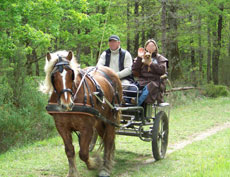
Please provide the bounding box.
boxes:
[119,84,169,160]
[90,83,170,161]
[43,50,170,177]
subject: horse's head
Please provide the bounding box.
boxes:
[48,51,75,111]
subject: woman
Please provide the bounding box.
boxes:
[132,39,168,106]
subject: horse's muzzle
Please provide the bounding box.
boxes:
[60,102,74,111]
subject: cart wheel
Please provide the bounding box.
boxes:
[152,111,169,160]
[89,131,98,152]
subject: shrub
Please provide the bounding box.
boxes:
[165,88,204,107]
[202,83,229,98]
[0,76,55,153]
[0,47,55,153]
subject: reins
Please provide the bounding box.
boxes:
[73,67,97,101]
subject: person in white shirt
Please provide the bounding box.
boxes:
[97,35,133,84]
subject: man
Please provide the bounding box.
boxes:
[97,35,133,84]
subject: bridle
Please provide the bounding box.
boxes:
[51,56,75,101]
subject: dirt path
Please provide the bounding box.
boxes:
[120,122,230,176]
[168,122,230,153]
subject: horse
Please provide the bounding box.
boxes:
[40,50,122,177]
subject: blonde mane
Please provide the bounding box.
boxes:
[39,50,80,94]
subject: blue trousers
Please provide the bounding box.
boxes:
[138,86,149,106]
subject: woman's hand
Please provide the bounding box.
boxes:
[138,48,145,58]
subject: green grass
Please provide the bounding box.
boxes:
[115,128,230,177]
[0,97,230,177]
[169,96,230,144]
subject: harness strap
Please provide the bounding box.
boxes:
[84,78,94,107]
[58,89,73,100]
[97,69,115,89]
[87,69,104,101]
[73,67,96,101]
[97,70,121,104]
[46,103,120,127]
[73,67,120,109]
[82,80,87,105]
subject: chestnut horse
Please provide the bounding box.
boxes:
[40,50,122,177]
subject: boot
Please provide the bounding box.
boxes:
[157,92,164,105]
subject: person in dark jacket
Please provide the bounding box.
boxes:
[132,39,168,106]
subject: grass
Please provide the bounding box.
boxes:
[116,128,230,177]
[169,96,230,144]
[0,96,230,177]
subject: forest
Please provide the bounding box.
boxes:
[0,0,230,152]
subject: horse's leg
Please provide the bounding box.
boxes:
[99,125,115,177]
[57,128,79,177]
[79,127,101,170]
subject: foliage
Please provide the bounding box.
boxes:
[0,76,55,153]
[202,83,229,98]
[0,47,54,153]
[165,89,204,108]
[0,0,230,153]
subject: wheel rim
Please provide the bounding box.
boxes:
[152,111,169,160]
[157,118,168,157]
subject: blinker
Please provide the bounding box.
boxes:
[55,56,69,73]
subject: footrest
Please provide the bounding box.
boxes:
[158,102,170,107]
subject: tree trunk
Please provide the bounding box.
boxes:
[212,4,223,85]
[141,1,146,47]
[26,53,33,75]
[190,37,196,86]
[32,49,39,76]
[228,23,230,59]
[198,13,203,83]
[133,1,139,57]
[76,45,81,64]
[161,0,167,56]
[207,24,212,83]
[167,0,182,80]
[127,0,131,52]
[76,29,81,64]
[229,21,230,57]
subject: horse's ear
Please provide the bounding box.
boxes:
[47,52,51,61]
[66,51,73,61]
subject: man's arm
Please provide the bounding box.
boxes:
[96,51,106,67]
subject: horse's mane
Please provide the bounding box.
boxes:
[39,50,80,94]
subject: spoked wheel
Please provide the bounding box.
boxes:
[89,130,98,152]
[152,111,169,160]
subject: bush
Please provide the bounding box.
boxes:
[0,76,55,153]
[0,76,56,153]
[165,88,204,107]
[202,83,229,98]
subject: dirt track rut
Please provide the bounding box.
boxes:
[120,122,230,176]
